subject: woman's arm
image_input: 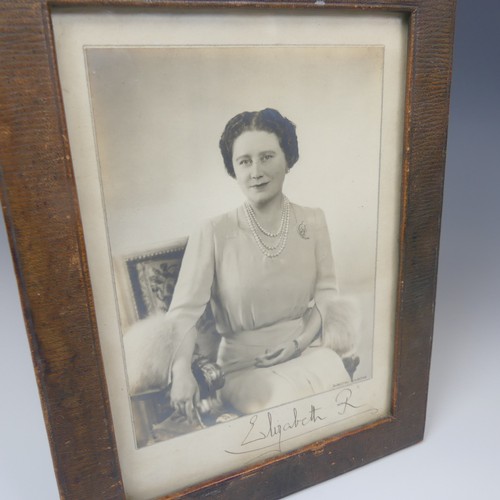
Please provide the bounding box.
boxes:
[170,326,199,423]
[167,221,216,421]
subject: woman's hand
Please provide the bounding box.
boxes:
[170,369,200,424]
[255,340,300,368]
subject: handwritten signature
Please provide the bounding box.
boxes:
[225,388,375,457]
[335,388,363,415]
[241,405,325,451]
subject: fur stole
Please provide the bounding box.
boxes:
[123,314,181,396]
[319,296,360,357]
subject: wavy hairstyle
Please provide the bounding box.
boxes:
[219,108,299,178]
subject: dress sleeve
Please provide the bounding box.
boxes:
[167,220,215,337]
[313,209,356,355]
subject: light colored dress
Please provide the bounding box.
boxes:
[167,202,350,414]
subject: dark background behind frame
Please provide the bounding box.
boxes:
[0,1,498,498]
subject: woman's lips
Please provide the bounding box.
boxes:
[251,182,269,189]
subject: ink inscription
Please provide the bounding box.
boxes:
[225,386,378,457]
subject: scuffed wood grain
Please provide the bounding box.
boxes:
[0,1,123,498]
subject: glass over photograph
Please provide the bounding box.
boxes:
[52,9,406,497]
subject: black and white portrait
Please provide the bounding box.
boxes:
[86,46,379,444]
[53,10,406,498]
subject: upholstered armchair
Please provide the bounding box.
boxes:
[119,240,224,447]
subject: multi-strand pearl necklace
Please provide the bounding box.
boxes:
[244,196,290,258]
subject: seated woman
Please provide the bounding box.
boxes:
[164,108,356,421]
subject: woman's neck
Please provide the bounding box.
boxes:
[247,194,285,231]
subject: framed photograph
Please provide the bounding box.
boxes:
[0,1,456,499]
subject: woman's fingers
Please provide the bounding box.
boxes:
[190,387,201,424]
[170,371,200,420]
[172,398,193,420]
[258,355,284,367]
[256,347,283,362]
[185,399,195,423]
[172,387,200,423]
[256,346,291,367]
[172,400,184,413]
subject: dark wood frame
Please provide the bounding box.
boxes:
[0,1,455,498]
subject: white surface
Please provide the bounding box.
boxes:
[1,1,499,499]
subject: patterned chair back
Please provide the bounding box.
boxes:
[124,240,220,362]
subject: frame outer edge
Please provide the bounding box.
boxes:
[0,0,124,498]
[393,0,456,434]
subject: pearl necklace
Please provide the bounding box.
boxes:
[244,197,290,258]
[245,198,287,237]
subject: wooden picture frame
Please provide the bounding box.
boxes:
[0,1,456,498]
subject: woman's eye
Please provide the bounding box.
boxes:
[239,159,251,166]
[262,154,274,161]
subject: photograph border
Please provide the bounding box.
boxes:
[0,1,456,498]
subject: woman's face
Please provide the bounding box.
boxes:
[231,130,288,209]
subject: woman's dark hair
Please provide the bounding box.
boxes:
[219,108,299,178]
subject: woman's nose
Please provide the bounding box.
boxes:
[250,160,263,178]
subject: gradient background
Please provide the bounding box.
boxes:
[1,1,499,498]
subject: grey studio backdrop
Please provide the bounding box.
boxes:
[1,1,499,498]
